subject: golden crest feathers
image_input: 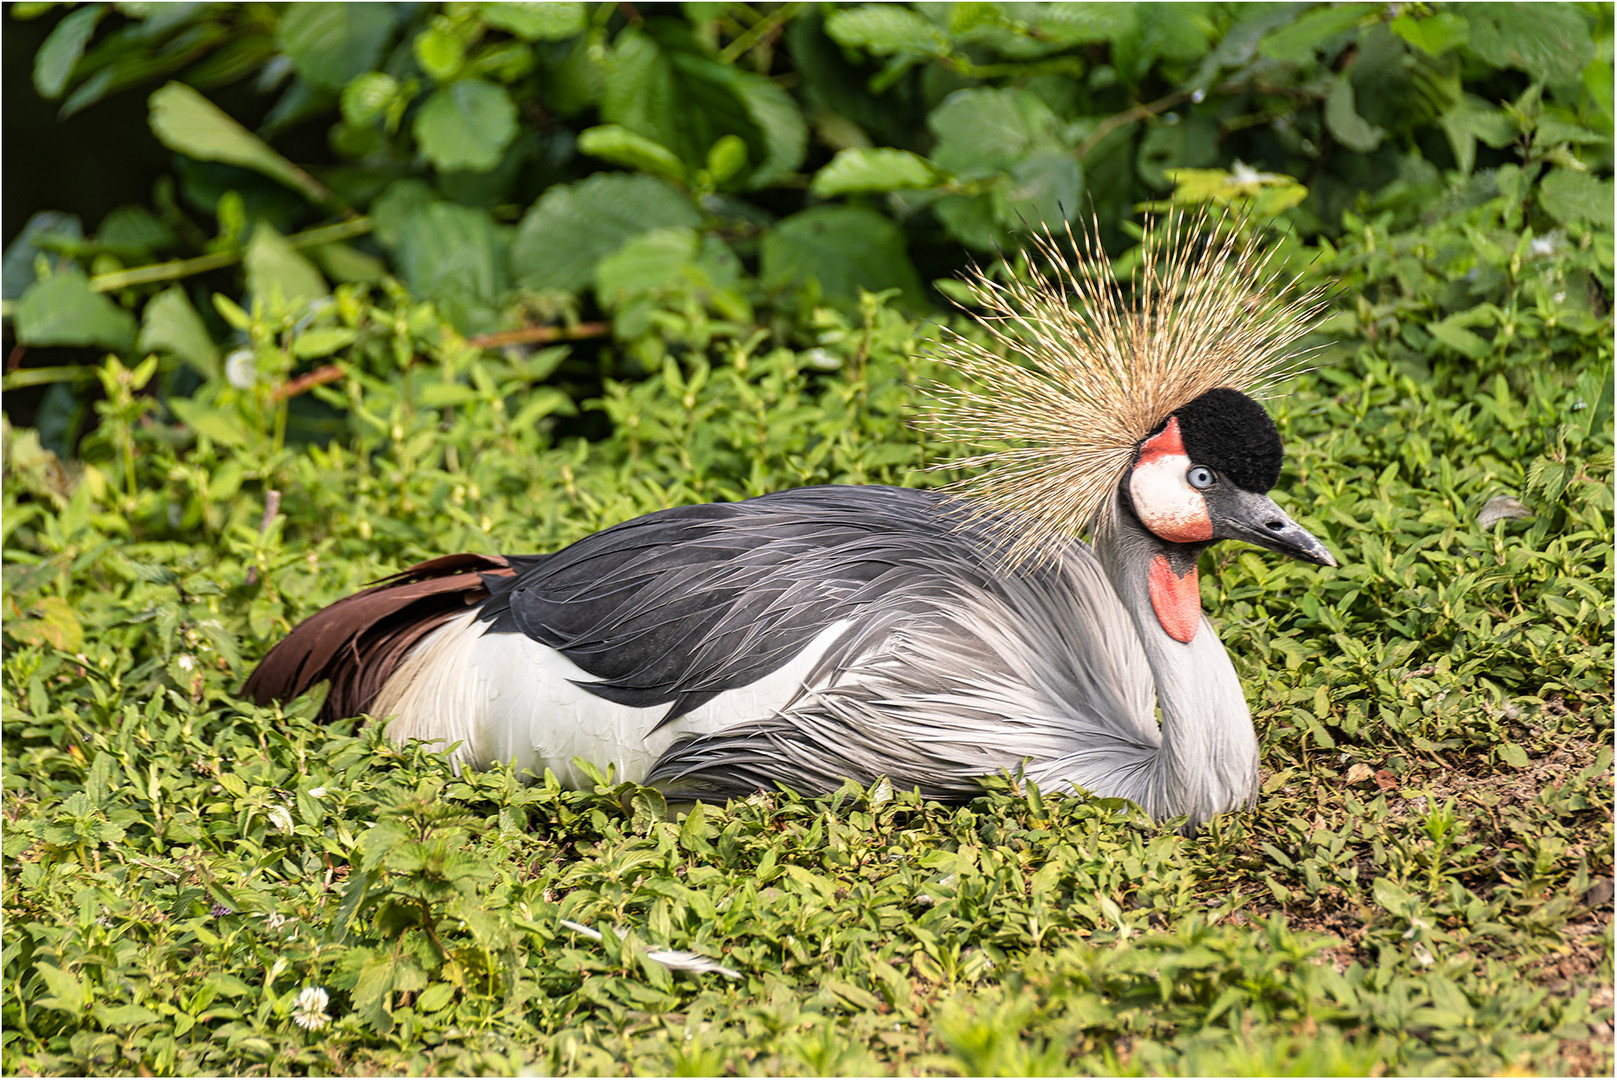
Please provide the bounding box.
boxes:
[921,209,1327,565]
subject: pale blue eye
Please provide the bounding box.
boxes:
[1187,466,1215,489]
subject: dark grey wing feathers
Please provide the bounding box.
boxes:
[478,486,998,722]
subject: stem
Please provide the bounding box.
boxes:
[466,321,610,349]
[87,218,374,294]
[1076,90,1191,161]
[0,364,100,391]
[273,364,345,402]
[718,2,803,64]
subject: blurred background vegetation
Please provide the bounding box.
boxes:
[3,0,1610,452]
[2,3,1613,1075]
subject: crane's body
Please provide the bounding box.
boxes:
[246,216,1337,831]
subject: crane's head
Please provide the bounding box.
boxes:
[1128,386,1334,566]
[923,209,1334,572]
[1121,385,1334,643]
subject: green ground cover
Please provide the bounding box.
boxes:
[4,193,1612,1075]
[3,3,1612,1075]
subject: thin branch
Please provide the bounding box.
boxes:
[467,322,610,349]
[272,364,344,402]
[88,218,374,294]
[1076,90,1191,161]
[719,2,803,64]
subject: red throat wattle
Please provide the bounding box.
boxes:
[1148,554,1201,643]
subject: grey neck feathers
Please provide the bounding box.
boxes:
[1092,492,1259,830]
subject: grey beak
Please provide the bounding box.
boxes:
[1214,488,1337,567]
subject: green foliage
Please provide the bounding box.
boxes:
[5,1,1611,399]
[2,1,1613,1074]
[4,173,1613,1072]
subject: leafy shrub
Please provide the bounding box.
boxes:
[5,2,1611,446]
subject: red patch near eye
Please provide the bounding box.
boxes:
[1148,554,1201,643]
[1137,417,1187,465]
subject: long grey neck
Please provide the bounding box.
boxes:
[1092,492,1259,830]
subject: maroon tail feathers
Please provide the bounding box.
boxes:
[243,553,515,723]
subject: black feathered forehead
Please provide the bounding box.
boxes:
[1156,387,1284,493]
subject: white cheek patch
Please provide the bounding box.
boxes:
[1130,451,1213,543]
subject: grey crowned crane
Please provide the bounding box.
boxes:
[245,216,1336,831]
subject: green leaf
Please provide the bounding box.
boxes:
[594,227,701,305]
[761,206,922,307]
[594,227,742,309]
[93,1003,161,1027]
[713,61,808,190]
[169,398,246,445]
[33,3,103,99]
[33,962,87,1015]
[352,955,398,1032]
[275,2,398,91]
[1258,3,1373,64]
[510,173,700,293]
[1004,149,1083,229]
[1499,742,1531,769]
[601,30,805,190]
[1441,100,1518,175]
[395,202,508,334]
[307,241,387,285]
[1371,877,1414,914]
[341,72,402,128]
[481,1,585,41]
[811,148,942,197]
[291,327,357,359]
[706,134,748,186]
[7,595,84,652]
[1428,313,1491,359]
[3,211,82,300]
[148,83,331,205]
[369,179,439,250]
[1137,117,1221,190]
[14,267,136,351]
[416,982,455,1012]
[1389,11,1469,56]
[825,4,950,57]
[577,125,686,183]
[414,79,518,172]
[1461,2,1595,83]
[96,205,176,257]
[1540,169,1616,229]
[1325,76,1385,153]
[414,21,466,81]
[928,88,1061,175]
[244,223,329,316]
[139,286,220,379]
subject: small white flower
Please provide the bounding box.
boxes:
[291,986,331,1030]
[1229,159,1283,188]
[225,348,258,389]
[176,654,196,671]
[1529,230,1565,259]
[264,912,288,933]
